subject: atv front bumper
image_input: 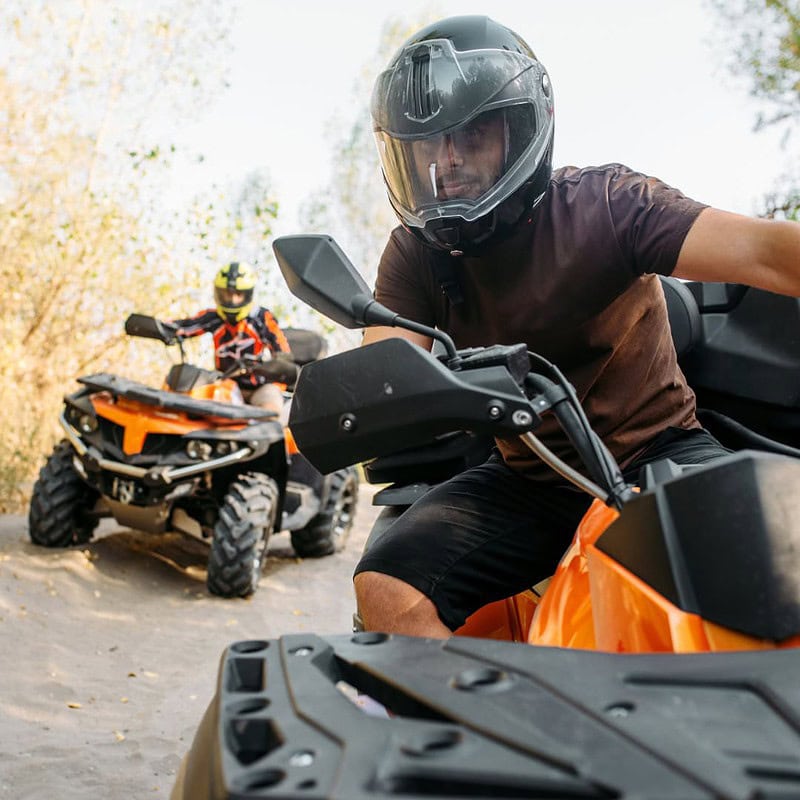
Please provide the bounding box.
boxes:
[60,412,255,487]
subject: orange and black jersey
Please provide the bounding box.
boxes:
[171,307,290,389]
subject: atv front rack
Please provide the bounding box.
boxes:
[174,632,800,799]
[79,373,276,421]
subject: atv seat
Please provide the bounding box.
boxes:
[660,275,701,358]
[364,431,494,486]
[164,363,223,393]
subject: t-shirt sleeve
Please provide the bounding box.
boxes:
[607,165,708,277]
[373,227,437,326]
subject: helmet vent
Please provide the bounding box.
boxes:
[407,48,440,121]
[226,261,240,289]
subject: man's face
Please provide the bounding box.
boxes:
[218,289,246,306]
[411,110,506,202]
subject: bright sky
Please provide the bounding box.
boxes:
[176,0,785,241]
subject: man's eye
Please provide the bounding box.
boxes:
[419,137,442,154]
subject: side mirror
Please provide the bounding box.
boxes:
[273,233,457,358]
[272,235,394,329]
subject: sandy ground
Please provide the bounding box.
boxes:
[0,485,381,799]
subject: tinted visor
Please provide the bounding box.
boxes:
[375,103,538,220]
[214,286,253,310]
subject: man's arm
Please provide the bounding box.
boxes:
[362,326,433,350]
[673,207,800,296]
[259,308,291,353]
[170,309,218,337]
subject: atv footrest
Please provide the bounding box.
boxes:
[280,481,320,531]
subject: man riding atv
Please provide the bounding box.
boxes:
[27,274,359,597]
[353,14,800,640]
[169,261,290,418]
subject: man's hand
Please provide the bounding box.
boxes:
[252,354,298,385]
[157,320,180,345]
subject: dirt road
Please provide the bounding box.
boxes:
[0,485,380,799]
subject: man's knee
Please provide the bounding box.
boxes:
[354,570,450,636]
[354,570,398,606]
[248,383,284,416]
[353,570,422,619]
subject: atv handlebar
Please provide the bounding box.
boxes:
[274,234,638,509]
[125,313,300,387]
[220,353,299,387]
[244,354,299,386]
[124,313,179,345]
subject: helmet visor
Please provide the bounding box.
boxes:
[214,286,253,311]
[375,103,541,224]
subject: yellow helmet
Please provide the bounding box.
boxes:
[214,262,256,323]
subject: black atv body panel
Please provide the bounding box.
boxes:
[672,280,800,449]
[174,632,800,800]
[78,373,275,421]
[599,449,800,641]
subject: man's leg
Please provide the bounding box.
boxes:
[247,382,285,418]
[354,572,451,638]
[624,425,732,480]
[353,453,592,637]
[355,427,730,638]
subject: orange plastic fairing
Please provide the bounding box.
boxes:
[284,426,300,456]
[525,496,800,653]
[456,591,539,642]
[526,498,618,649]
[90,393,246,456]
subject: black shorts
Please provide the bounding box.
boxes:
[353,426,731,630]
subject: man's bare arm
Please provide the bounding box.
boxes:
[362,325,433,350]
[674,207,800,296]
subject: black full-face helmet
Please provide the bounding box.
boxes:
[371,15,554,255]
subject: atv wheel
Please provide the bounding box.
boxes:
[291,467,359,558]
[207,473,279,598]
[28,441,100,547]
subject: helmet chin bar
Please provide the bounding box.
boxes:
[408,141,553,256]
[216,302,254,324]
[434,215,498,256]
[418,194,530,256]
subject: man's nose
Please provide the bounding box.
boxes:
[434,134,463,166]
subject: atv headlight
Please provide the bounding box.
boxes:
[66,406,97,432]
[215,441,239,455]
[78,413,99,434]
[186,440,213,460]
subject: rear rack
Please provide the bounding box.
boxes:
[174,632,800,799]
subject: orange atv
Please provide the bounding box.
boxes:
[277,235,800,654]
[27,314,359,598]
[171,236,800,798]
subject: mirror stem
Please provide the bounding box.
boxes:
[397,316,458,362]
[353,295,458,361]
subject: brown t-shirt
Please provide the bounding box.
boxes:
[373,163,708,480]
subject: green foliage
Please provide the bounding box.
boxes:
[710,0,800,218]
[0,0,259,511]
[299,11,443,291]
